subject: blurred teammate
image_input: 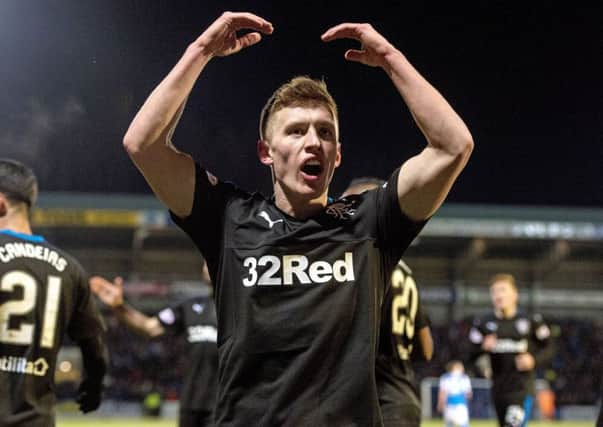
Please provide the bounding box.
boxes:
[123,11,473,425]
[437,360,472,427]
[469,274,554,427]
[89,263,217,427]
[0,158,108,426]
[343,178,434,427]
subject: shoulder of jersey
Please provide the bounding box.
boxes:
[396,259,413,275]
[223,184,270,212]
[157,307,176,325]
[190,295,213,306]
[333,192,373,209]
[472,314,488,326]
[515,310,531,322]
[1,232,81,268]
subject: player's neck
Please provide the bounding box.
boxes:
[0,212,33,235]
[273,187,328,219]
[495,305,517,319]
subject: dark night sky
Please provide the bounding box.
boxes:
[0,1,601,207]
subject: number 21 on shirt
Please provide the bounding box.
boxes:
[0,271,61,348]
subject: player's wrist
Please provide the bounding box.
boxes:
[112,300,126,311]
[186,41,215,64]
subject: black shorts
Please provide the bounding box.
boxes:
[380,403,421,427]
[179,408,213,427]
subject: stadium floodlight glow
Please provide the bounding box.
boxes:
[58,361,72,373]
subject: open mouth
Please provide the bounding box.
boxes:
[301,160,323,177]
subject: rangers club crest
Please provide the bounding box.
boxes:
[325,200,357,220]
[485,321,498,332]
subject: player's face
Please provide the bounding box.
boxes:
[490,280,518,313]
[262,105,341,203]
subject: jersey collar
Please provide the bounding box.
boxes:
[0,229,45,243]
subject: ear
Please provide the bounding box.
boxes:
[257,139,273,166]
[0,194,7,217]
[334,141,342,168]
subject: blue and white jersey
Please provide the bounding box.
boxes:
[440,372,472,406]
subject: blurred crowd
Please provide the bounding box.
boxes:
[58,313,602,407]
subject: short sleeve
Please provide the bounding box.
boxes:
[157,302,185,335]
[439,375,448,388]
[170,162,238,272]
[374,168,428,272]
[532,313,551,342]
[463,376,472,392]
[468,318,485,345]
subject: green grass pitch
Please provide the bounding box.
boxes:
[57,418,176,427]
[56,417,594,427]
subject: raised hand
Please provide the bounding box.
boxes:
[196,12,273,59]
[321,23,396,68]
[89,276,124,308]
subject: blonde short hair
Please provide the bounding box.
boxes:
[489,273,517,290]
[259,76,339,141]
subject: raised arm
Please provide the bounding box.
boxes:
[123,12,273,217]
[322,24,473,220]
[90,276,165,339]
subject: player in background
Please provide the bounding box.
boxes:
[123,11,473,425]
[468,273,554,427]
[343,177,434,427]
[89,262,217,427]
[0,158,108,426]
[437,360,472,427]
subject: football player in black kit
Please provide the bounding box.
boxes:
[122,11,473,426]
[469,274,554,427]
[343,178,434,427]
[0,159,108,426]
[89,263,217,427]
[375,260,433,427]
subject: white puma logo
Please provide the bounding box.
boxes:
[258,210,284,228]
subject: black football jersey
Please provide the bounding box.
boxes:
[469,311,553,398]
[0,230,106,427]
[171,164,426,427]
[376,260,429,410]
[156,295,218,413]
